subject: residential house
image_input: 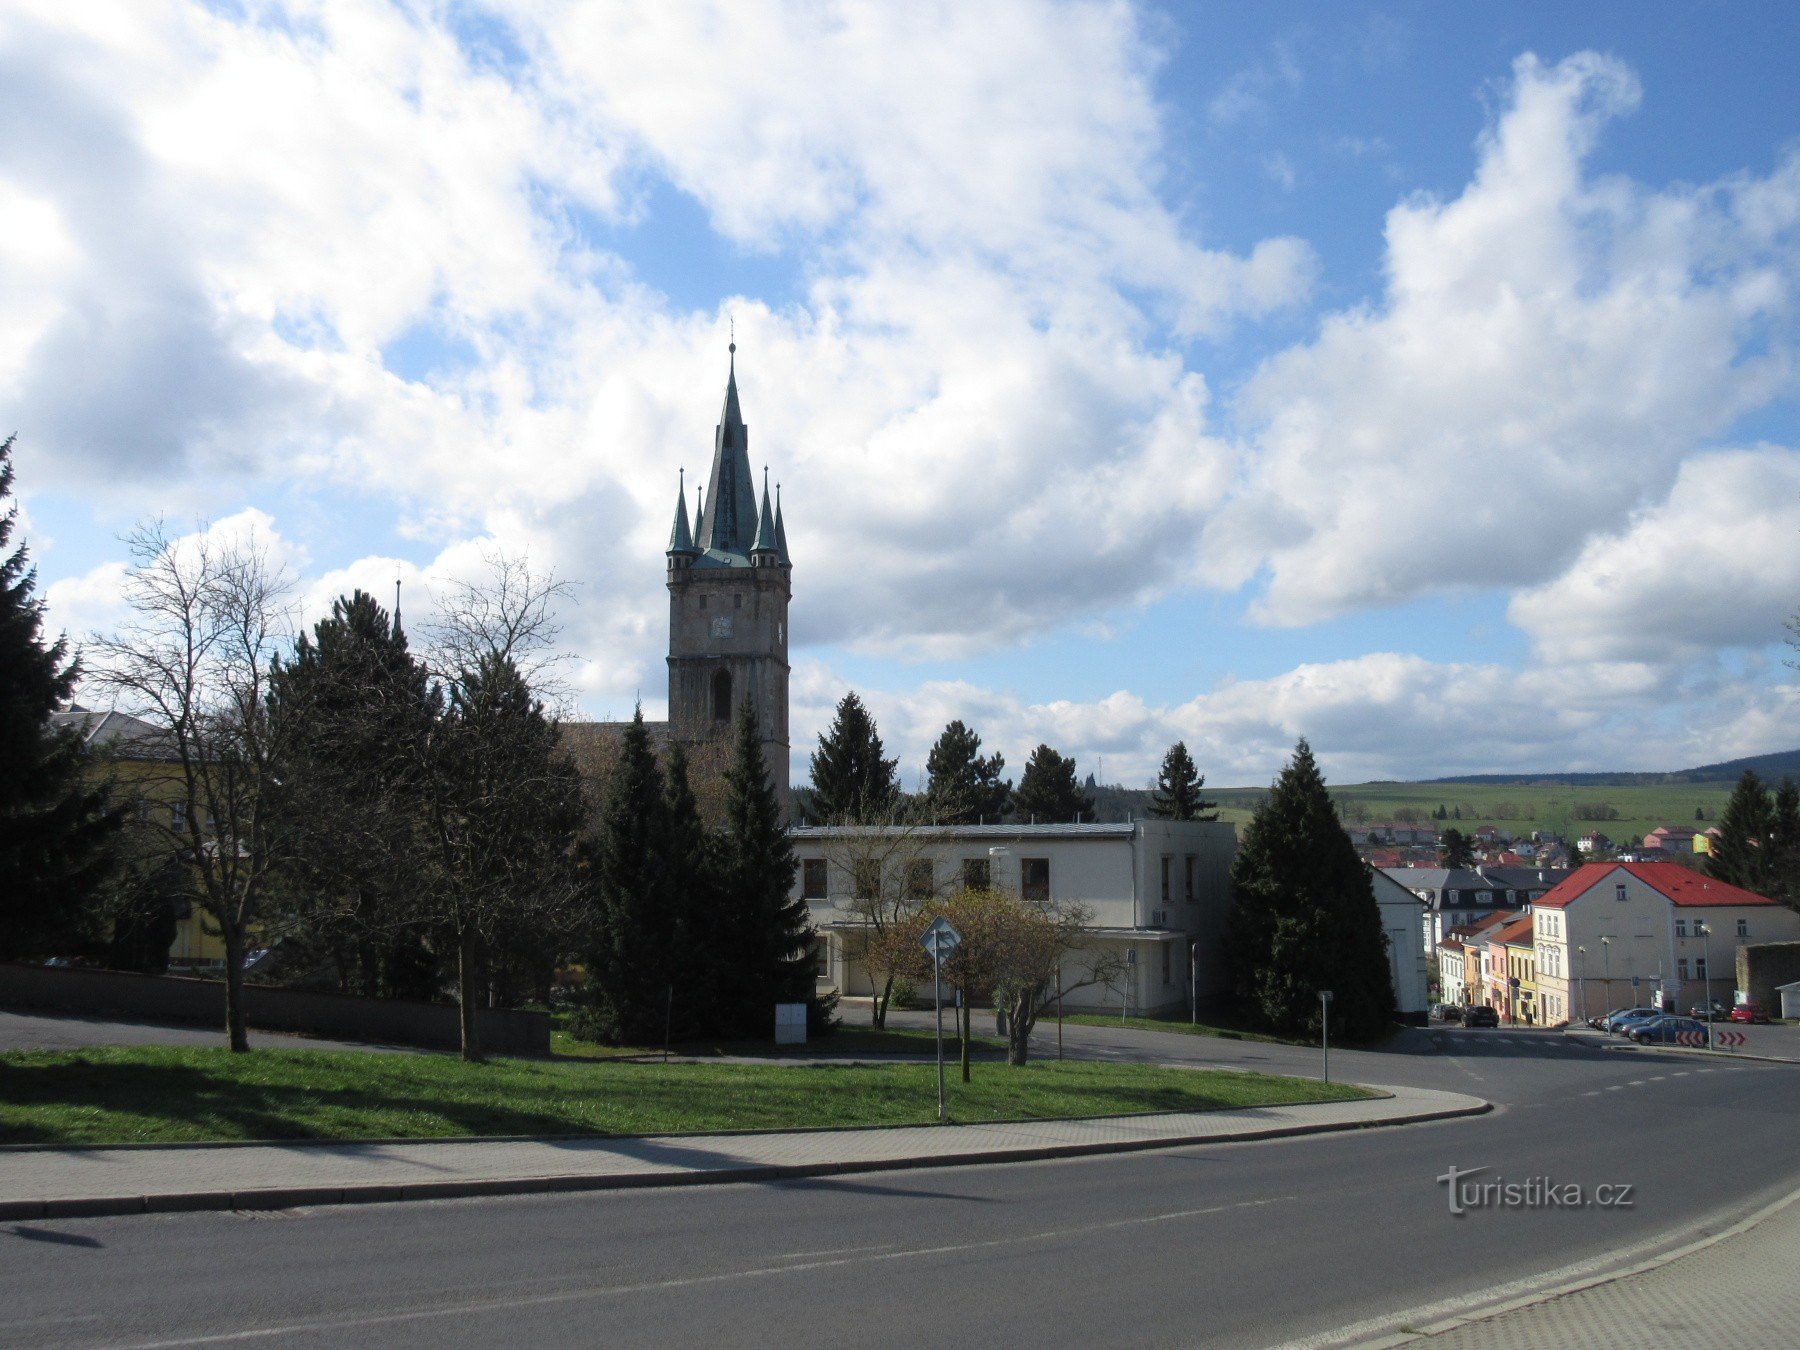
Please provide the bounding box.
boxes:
[1441,910,1520,1008]
[1531,862,1800,1024]
[1369,869,1431,1020]
[792,820,1237,1016]
[1384,866,1566,948]
[1482,915,1536,1021]
[1437,938,1468,1006]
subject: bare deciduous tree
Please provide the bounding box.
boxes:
[819,810,943,1028]
[87,522,295,1051]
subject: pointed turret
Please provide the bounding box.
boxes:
[667,468,697,555]
[774,483,790,565]
[751,467,779,562]
[393,578,404,642]
[695,342,758,557]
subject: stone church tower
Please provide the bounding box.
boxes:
[664,344,791,795]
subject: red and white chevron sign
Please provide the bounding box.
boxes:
[1715,1029,1746,1047]
[1676,1030,1707,1047]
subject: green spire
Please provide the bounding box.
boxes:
[751,466,779,556]
[667,468,697,554]
[774,483,790,564]
[695,343,756,556]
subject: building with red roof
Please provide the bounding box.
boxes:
[1532,863,1800,1026]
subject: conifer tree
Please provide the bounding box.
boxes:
[1770,777,1800,911]
[720,699,832,1034]
[1708,771,1774,892]
[0,436,118,961]
[1013,744,1095,823]
[1148,741,1217,821]
[268,590,440,998]
[584,708,680,1043]
[805,691,899,822]
[1439,827,1475,870]
[1223,738,1394,1042]
[924,719,1011,823]
[660,741,716,1035]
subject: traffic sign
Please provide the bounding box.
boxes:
[919,917,961,955]
[1676,1030,1707,1047]
[1715,1029,1746,1048]
[1631,975,1641,988]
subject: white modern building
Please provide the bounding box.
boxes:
[792,820,1237,1016]
[1370,868,1431,1020]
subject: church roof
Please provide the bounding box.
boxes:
[751,469,779,554]
[668,469,696,554]
[692,344,758,559]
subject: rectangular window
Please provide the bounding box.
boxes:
[962,857,990,891]
[1695,957,1707,980]
[1020,857,1050,904]
[1184,855,1196,902]
[852,859,881,899]
[904,859,933,900]
[1737,919,1749,938]
[1677,958,1690,981]
[1162,943,1172,985]
[1675,919,1687,938]
[801,858,828,900]
[1616,883,1628,901]
[813,940,829,978]
[171,800,187,832]
[1160,856,1172,904]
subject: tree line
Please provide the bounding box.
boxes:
[799,691,1220,826]
[0,437,822,1058]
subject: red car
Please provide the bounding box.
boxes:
[1729,1003,1770,1024]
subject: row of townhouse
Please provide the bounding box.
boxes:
[791,821,1434,1020]
[1383,866,1570,949]
[1437,862,1800,1024]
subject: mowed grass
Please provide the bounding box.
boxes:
[549,1023,1000,1060]
[0,1046,1371,1147]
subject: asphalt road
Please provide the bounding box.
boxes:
[0,1008,409,1055]
[3,1018,1797,1348]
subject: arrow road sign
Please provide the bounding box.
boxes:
[1677,1030,1707,1047]
[920,916,961,956]
[1715,1029,1746,1048]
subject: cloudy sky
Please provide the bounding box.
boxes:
[7,0,1799,790]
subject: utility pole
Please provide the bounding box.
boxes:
[1319,990,1334,1084]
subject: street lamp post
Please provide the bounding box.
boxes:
[1319,990,1334,1084]
[1600,936,1613,1012]
[1576,946,1588,1026]
[1696,921,1713,1044]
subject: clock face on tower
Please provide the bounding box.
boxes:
[710,615,733,639]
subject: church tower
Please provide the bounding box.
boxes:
[665,344,792,795]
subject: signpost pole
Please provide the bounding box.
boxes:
[1190,942,1198,1026]
[933,938,945,1122]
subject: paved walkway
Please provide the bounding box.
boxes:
[0,1082,1485,1220]
[1376,1185,1800,1347]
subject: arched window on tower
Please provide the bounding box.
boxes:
[712,668,732,723]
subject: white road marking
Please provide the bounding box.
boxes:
[116,1195,1301,1346]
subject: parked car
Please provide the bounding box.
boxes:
[1689,1001,1727,1020]
[1631,1016,1708,1045]
[1730,1003,1771,1024]
[1433,1003,1464,1023]
[1604,1007,1660,1033]
[1464,1005,1499,1028]
[1590,1007,1633,1030]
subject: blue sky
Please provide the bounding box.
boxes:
[5,1,1798,788]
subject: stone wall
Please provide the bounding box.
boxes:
[0,963,548,1056]
[1737,941,1800,1012]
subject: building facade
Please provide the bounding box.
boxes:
[793,820,1238,1016]
[1532,862,1800,1024]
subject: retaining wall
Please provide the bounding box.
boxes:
[0,963,548,1056]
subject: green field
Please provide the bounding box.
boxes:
[1207,780,1735,845]
[0,1046,1372,1146]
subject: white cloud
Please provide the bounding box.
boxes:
[1208,52,1799,626]
[1508,446,1800,662]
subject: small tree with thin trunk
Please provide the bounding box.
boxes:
[820,806,939,1028]
[87,522,295,1051]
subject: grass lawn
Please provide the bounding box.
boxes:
[549,1022,1002,1061]
[1057,1012,1296,1045]
[0,1046,1372,1147]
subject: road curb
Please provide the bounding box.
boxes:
[1347,1182,1800,1347]
[1565,1032,1799,1067]
[0,1097,1491,1222]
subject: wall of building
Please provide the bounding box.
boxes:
[0,964,550,1055]
[1739,941,1800,1011]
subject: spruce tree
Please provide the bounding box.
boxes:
[805,691,899,822]
[268,590,440,999]
[720,699,832,1035]
[584,708,679,1043]
[1766,777,1799,910]
[1439,827,1475,870]
[0,436,118,960]
[1148,741,1217,821]
[1708,771,1774,892]
[1013,743,1095,823]
[924,719,1011,823]
[660,741,716,1036]
[1223,738,1394,1042]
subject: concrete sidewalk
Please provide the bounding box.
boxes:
[0,1082,1486,1221]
